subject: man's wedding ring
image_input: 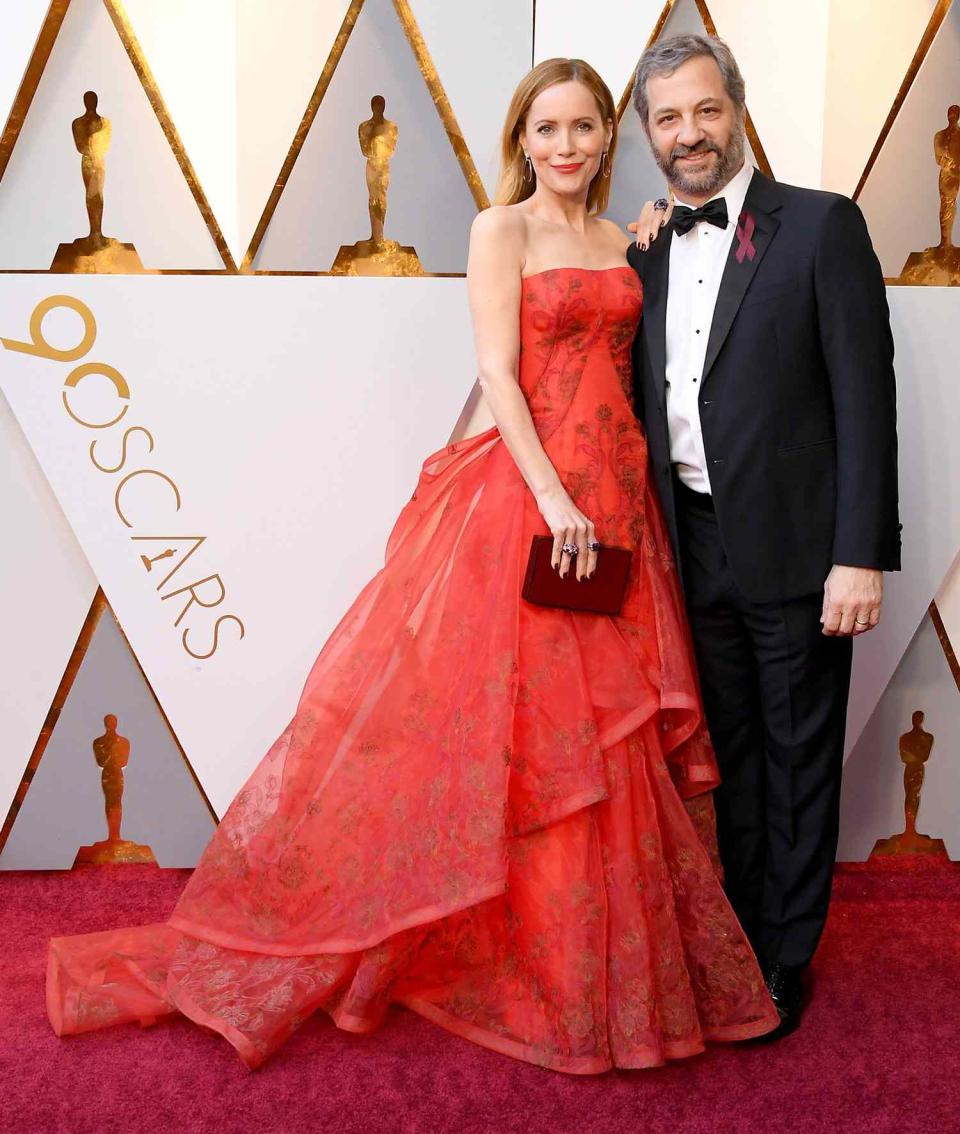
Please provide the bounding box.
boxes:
[653,198,670,212]
[855,618,870,626]
[562,543,579,556]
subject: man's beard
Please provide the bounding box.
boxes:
[654,125,746,198]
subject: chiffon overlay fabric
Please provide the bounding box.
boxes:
[47,266,777,1071]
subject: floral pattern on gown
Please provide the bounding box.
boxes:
[47,266,778,1070]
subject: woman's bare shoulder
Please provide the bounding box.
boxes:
[469,206,528,273]
[471,204,528,243]
[592,215,632,253]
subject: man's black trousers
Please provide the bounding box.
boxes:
[674,480,853,968]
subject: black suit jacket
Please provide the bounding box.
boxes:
[628,170,901,604]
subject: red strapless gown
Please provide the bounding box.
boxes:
[47,266,777,1070]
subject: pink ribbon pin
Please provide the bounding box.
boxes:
[735,210,756,263]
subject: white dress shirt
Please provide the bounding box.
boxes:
[665,160,755,494]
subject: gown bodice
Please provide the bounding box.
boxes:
[518,266,647,548]
[518,265,641,416]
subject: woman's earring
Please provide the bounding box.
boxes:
[524,153,534,182]
[601,150,610,178]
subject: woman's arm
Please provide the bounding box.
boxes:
[467,208,597,579]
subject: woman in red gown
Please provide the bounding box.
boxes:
[47,59,778,1071]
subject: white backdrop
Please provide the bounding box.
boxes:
[1,0,957,859]
[1,275,473,813]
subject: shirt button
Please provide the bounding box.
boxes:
[695,329,700,334]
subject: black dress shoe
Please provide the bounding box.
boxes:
[755,962,805,1043]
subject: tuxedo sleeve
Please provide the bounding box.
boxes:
[814,195,901,571]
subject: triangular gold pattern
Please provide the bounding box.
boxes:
[103,0,236,270]
[0,0,237,272]
[0,588,105,856]
[392,0,489,209]
[0,588,217,858]
[0,0,70,184]
[930,600,960,693]
[853,0,953,202]
[242,0,489,272]
[852,0,960,282]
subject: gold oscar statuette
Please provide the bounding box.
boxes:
[73,713,157,866]
[899,104,960,285]
[50,91,144,274]
[331,95,424,276]
[870,710,947,858]
[140,547,176,572]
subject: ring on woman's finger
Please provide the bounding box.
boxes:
[562,543,579,556]
[586,540,601,552]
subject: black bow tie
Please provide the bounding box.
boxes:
[672,197,728,236]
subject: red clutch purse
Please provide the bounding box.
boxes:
[521,535,632,616]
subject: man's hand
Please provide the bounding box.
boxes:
[821,566,883,636]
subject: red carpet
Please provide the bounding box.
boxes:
[2,861,958,1134]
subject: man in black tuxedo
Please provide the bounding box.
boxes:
[626,35,900,1040]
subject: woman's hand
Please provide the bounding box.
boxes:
[626,195,674,250]
[536,485,598,581]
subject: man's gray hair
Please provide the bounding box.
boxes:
[632,34,746,132]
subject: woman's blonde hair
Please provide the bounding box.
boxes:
[495,58,618,214]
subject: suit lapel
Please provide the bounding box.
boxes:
[640,232,671,409]
[701,171,782,383]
